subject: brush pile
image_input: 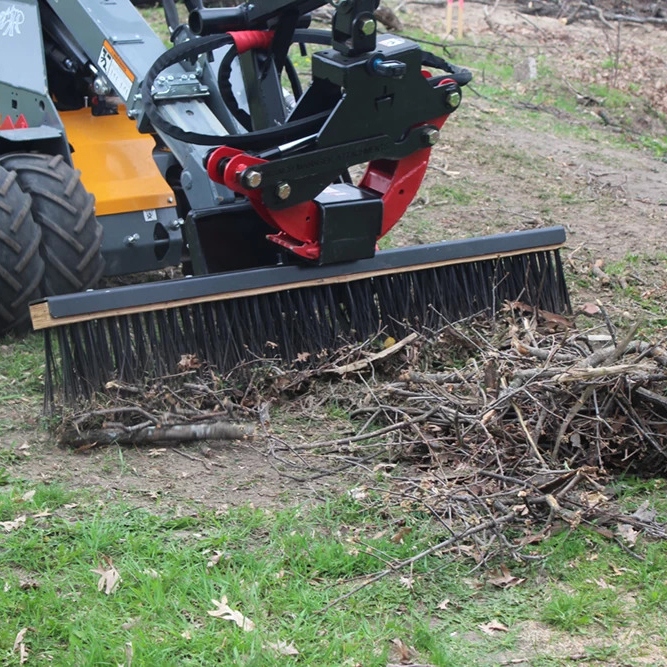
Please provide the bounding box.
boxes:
[59,304,667,573]
[265,306,667,577]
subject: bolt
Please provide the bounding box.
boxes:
[169,218,184,231]
[125,233,140,246]
[276,182,291,200]
[359,18,376,36]
[241,169,262,189]
[93,77,111,96]
[422,128,440,146]
[445,90,461,108]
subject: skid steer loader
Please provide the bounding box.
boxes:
[0,0,568,401]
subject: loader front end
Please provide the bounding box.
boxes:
[0,0,570,402]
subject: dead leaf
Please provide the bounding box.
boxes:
[582,491,609,507]
[13,628,29,664]
[390,526,412,544]
[206,551,223,569]
[436,598,450,610]
[181,630,192,640]
[125,641,133,667]
[539,309,572,330]
[1,515,26,532]
[177,354,201,371]
[142,569,159,579]
[267,640,299,656]
[295,351,311,363]
[390,637,415,663]
[488,564,526,589]
[610,564,627,577]
[91,558,121,595]
[479,619,509,635]
[631,500,657,524]
[580,302,601,316]
[31,510,52,519]
[207,597,255,631]
[21,490,36,502]
[617,523,639,547]
[592,577,615,590]
[399,576,414,590]
[348,487,367,501]
[13,628,28,651]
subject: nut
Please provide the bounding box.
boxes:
[276,182,291,200]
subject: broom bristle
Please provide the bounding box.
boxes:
[43,249,569,404]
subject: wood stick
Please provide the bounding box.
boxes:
[325,333,418,375]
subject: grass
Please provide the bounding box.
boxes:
[2,475,667,665]
[0,334,45,401]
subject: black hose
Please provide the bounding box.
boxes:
[140,28,470,149]
[217,44,253,131]
[284,55,302,101]
[141,33,330,150]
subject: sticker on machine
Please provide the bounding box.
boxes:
[97,40,135,101]
[143,209,158,222]
[379,36,405,47]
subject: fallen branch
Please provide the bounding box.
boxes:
[59,421,254,447]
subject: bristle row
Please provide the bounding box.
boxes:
[45,250,570,402]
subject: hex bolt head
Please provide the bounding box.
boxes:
[242,169,263,189]
[445,90,461,109]
[422,128,440,146]
[359,18,376,36]
[276,182,292,200]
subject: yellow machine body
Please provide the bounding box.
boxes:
[60,107,174,217]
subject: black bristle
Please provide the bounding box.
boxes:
[43,249,570,403]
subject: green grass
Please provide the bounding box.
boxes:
[2,479,667,665]
[0,334,44,401]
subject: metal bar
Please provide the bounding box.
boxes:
[31,227,566,327]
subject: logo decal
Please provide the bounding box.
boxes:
[0,5,24,37]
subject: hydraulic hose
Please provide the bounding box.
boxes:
[140,29,471,149]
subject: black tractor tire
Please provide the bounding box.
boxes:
[0,153,105,297]
[0,166,45,336]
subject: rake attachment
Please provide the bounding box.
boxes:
[31,227,569,404]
